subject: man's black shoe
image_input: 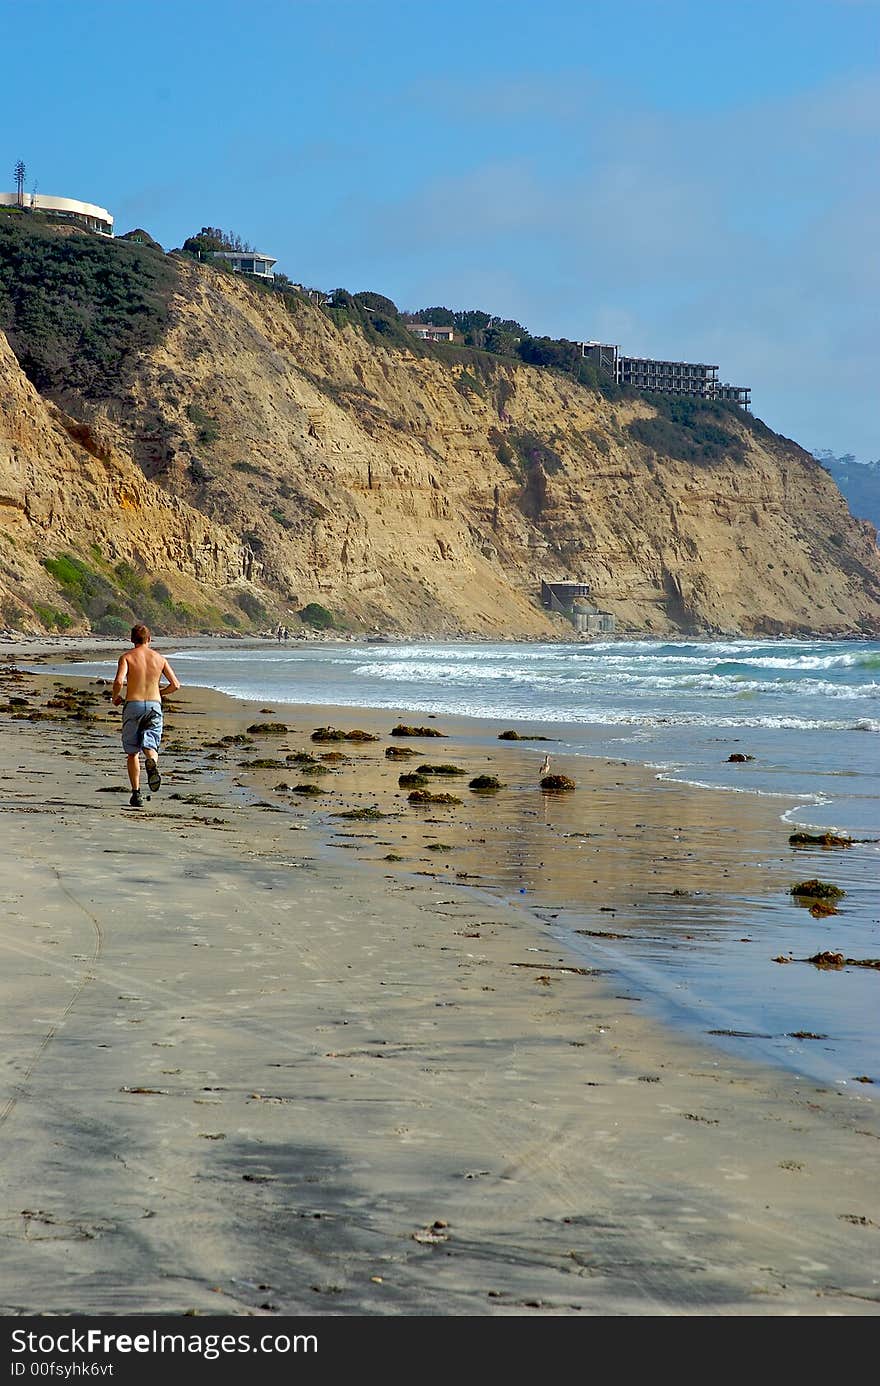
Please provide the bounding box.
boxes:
[129,790,144,808]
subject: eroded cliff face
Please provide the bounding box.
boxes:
[3,247,880,636]
[0,330,250,631]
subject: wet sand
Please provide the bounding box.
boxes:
[1,652,878,1316]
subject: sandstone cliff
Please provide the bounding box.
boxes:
[2,225,879,637]
[0,329,250,633]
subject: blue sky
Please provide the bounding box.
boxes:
[4,0,879,457]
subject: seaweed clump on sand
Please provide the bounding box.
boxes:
[407,790,462,806]
[789,832,853,849]
[291,783,325,796]
[807,952,880,970]
[334,807,390,821]
[385,746,418,759]
[789,879,846,900]
[418,763,466,776]
[498,730,551,740]
[391,724,446,738]
[398,773,430,789]
[239,758,285,769]
[247,722,289,735]
[790,878,846,918]
[469,775,505,792]
[540,774,576,792]
[311,726,379,742]
[776,951,880,970]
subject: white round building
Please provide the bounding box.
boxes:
[0,193,113,235]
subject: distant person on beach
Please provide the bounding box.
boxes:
[112,624,181,808]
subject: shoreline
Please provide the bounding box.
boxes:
[16,641,880,1091]
[1,657,879,1315]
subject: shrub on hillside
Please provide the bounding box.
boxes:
[299,602,336,630]
[0,215,177,397]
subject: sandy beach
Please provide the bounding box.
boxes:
[1,646,878,1316]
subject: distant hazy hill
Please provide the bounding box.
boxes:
[815,451,880,530]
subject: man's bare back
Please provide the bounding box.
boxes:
[113,644,177,703]
[111,625,181,807]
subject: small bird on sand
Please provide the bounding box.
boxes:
[539,754,552,777]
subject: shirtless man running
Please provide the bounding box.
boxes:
[112,624,181,808]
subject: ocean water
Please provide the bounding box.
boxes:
[57,637,879,1091]
[157,635,880,832]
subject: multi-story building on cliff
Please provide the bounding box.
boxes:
[0,192,113,235]
[580,340,750,408]
[212,250,277,280]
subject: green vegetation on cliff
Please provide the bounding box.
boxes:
[0,212,177,397]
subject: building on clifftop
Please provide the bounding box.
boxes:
[0,191,114,235]
[212,250,277,280]
[580,340,750,408]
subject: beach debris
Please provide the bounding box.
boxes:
[808,952,880,970]
[727,753,755,762]
[247,722,288,734]
[385,745,418,759]
[776,951,880,970]
[412,1220,449,1245]
[511,962,591,975]
[708,1029,773,1038]
[853,1076,875,1084]
[789,879,846,901]
[575,928,627,940]
[119,1086,169,1096]
[383,852,404,861]
[239,758,285,769]
[497,729,552,740]
[291,783,324,796]
[417,762,466,775]
[787,1031,829,1040]
[407,790,462,805]
[391,724,446,737]
[399,773,430,788]
[807,899,840,918]
[426,843,453,852]
[469,775,505,791]
[334,806,391,820]
[311,726,379,742]
[319,751,349,762]
[788,831,854,848]
[540,774,576,792]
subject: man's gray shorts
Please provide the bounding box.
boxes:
[122,700,163,756]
